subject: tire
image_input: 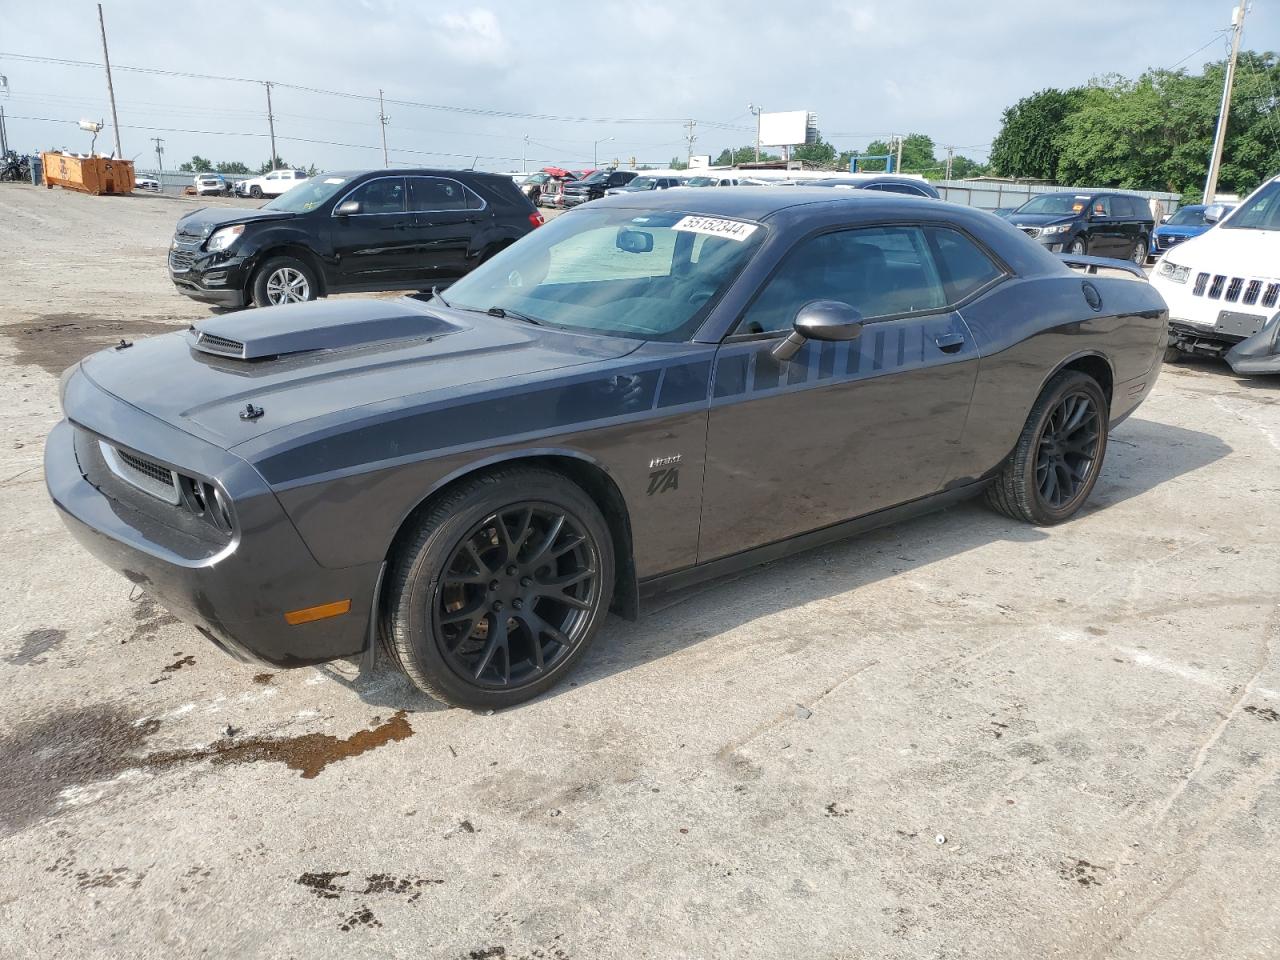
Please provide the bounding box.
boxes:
[1067,237,1088,255]
[985,370,1109,525]
[383,467,615,709]
[251,256,319,307]
[249,185,262,199]
[1131,236,1148,264]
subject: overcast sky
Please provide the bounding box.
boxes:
[1,0,1276,175]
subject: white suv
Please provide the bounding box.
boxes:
[237,169,309,199]
[193,173,228,196]
[1151,173,1280,374]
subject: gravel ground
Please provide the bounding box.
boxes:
[0,184,1278,960]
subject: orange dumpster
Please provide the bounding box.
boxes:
[40,152,136,196]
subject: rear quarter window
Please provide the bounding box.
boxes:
[925,227,1005,304]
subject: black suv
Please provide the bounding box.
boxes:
[1006,191,1154,264]
[560,169,639,207]
[168,169,545,309]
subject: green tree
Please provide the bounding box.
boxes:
[948,154,989,179]
[257,156,291,174]
[989,88,1084,180]
[215,160,250,174]
[854,134,936,174]
[791,133,837,166]
[712,145,780,165]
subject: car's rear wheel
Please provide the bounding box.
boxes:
[1068,237,1088,255]
[252,256,318,307]
[383,468,614,709]
[1131,236,1148,264]
[985,370,1109,525]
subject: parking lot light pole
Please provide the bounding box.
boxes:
[594,136,613,169]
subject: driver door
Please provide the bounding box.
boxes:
[331,176,421,287]
[698,224,987,561]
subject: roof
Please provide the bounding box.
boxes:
[592,185,930,221]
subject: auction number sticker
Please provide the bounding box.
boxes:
[671,216,759,242]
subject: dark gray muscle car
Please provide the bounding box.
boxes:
[45,190,1168,708]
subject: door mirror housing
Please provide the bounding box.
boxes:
[1160,214,1171,223]
[1203,203,1227,224]
[335,199,361,216]
[773,300,864,362]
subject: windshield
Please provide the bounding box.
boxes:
[1015,194,1090,216]
[627,177,656,189]
[1166,206,1207,227]
[1222,180,1280,230]
[441,207,766,341]
[685,176,716,187]
[263,175,352,212]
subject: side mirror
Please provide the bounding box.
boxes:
[773,300,864,362]
[1203,203,1226,224]
[1160,214,1171,224]
[335,199,361,216]
[616,228,654,253]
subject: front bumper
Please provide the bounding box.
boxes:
[168,242,251,307]
[1153,272,1276,357]
[561,192,593,207]
[1226,312,1280,375]
[45,370,379,667]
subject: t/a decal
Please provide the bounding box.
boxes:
[647,467,680,495]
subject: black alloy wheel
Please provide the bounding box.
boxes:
[434,503,600,690]
[382,467,614,709]
[986,370,1109,525]
[1034,392,1101,510]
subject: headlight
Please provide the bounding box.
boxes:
[1157,260,1191,283]
[1040,223,1071,236]
[207,224,245,252]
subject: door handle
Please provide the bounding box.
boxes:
[934,331,966,353]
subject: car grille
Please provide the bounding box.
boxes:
[1020,227,1041,239]
[1154,234,1186,250]
[1192,271,1280,307]
[100,441,180,504]
[194,330,246,358]
[169,249,196,272]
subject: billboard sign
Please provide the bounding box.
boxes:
[759,111,817,147]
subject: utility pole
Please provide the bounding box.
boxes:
[1205,2,1248,204]
[151,137,164,191]
[263,82,278,171]
[377,89,390,168]
[895,135,904,174]
[522,134,529,173]
[684,119,696,169]
[944,145,954,181]
[748,103,763,162]
[0,106,8,156]
[97,4,123,158]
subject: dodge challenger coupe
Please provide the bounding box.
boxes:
[46,190,1168,708]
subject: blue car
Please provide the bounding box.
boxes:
[1152,203,1233,258]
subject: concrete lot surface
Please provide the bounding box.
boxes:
[0,185,1277,960]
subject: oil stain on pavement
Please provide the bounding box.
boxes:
[5,628,66,666]
[0,706,414,834]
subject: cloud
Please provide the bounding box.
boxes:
[435,9,511,65]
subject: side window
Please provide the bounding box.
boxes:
[1092,196,1112,217]
[736,226,948,336]
[348,177,406,214]
[880,183,926,196]
[265,172,281,181]
[925,227,1004,304]
[408,176,470,212]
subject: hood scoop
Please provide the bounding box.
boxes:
[189,298,463,361]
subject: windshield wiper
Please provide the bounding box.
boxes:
[430,285,451,308]
[486,306,543,326]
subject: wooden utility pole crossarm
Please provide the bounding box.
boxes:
[1205,2,1247,204]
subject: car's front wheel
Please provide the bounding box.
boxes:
[985,370,1109,525]
[1068,237,1088,255]
[252,256,319,307]
[249,185,262,199]
[383,468,615,709]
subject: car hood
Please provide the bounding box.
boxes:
[1008,214,1076,228]
[1162,226,1280,280]
[1154,224,1204,237]
[174,205,294,239]
[76,297,642,451]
